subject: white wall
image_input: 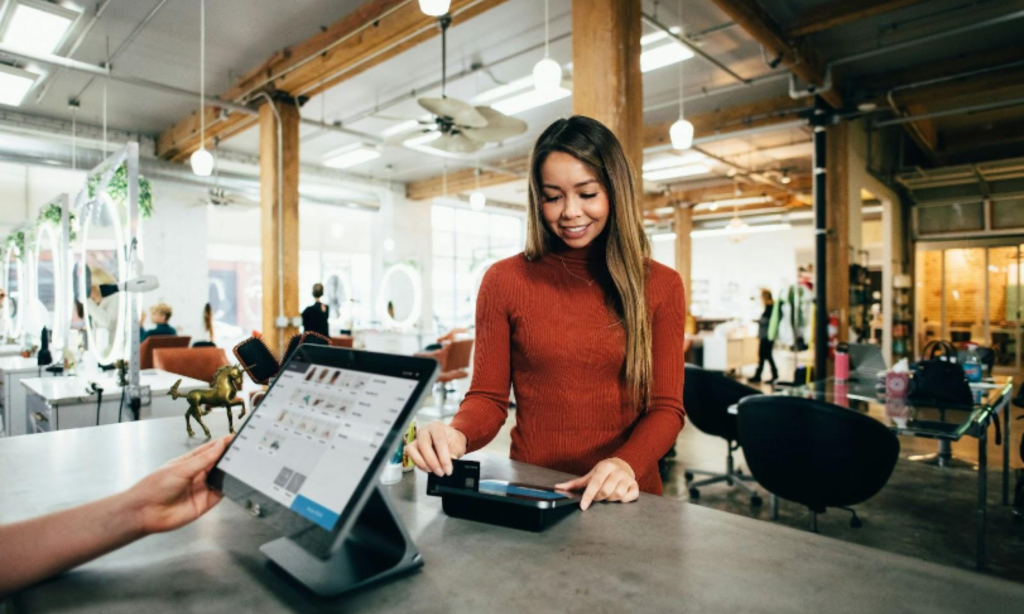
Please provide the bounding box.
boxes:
[690,226,814,320]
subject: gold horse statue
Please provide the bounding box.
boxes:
[169,364,251,438]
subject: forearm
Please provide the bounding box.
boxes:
[613,409,685,478]
[449,393,509,452]
[0,491,144,596]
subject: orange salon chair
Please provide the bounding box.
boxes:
[140,336,191,370]
[153,347,229,384]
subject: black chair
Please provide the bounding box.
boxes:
[192,341,216,348]
[682,364,764,505]
[737,396,900,532]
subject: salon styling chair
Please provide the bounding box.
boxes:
[737,396,899,532]
[682,364,764,505]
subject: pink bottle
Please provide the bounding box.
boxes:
[835,344,850,381]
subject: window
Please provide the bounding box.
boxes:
[431,204,524,331]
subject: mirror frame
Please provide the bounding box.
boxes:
[2,245,24,340]
[377,263,422,330]
[32,222,64,348]
[79,193,127,365]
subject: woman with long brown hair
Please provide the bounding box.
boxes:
[407,116,687,510]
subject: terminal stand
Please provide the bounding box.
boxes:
[260,485,422,597]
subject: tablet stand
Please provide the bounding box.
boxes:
[260,485,422,597]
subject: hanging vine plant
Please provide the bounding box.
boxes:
[4,230,28,260]
[37,202,77,243]
[87,162,154,219]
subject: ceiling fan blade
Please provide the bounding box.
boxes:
[384,126,437,145]
[430,133,486,154]
[419,97,488,128]
[462,106,529,142]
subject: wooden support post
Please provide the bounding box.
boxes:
[673,206,693,298]
[571,0,644,172]
[260,98,301,357]
[825,121,850,346]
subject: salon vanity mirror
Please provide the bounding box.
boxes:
[79,195,126,364]
[378,263,422,329]
[2,246,23,340]
[31,223,62,347]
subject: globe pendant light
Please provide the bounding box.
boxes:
[533,0,562,92]
[470,166,486,211]
[419,0,451,17]
[669,1,693,151]
[190,0,214,177]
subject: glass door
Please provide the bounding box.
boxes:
[988,246,1021,374]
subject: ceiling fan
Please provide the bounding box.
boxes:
[385,15,527,153]
[193,138,259,208]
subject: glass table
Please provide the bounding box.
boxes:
[767,376,1014,569]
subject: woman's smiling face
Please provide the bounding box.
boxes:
[540,151,610,249]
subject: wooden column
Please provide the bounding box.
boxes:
[571,0,644,172]
[673,205,693,296]
[260,98,301,356]
[825,121,850,345]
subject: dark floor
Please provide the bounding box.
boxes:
[661,414,1024,583]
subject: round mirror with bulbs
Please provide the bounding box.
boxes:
[32,222,64,348]
[2,245,23,341]
[79,194,127,365]
[324,272,353,325]
[377,264,422,330]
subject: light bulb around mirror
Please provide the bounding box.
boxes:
[470,191,486,211]
[190,147,214,177]
[670,118,694,150]
[533,57,563,93]
[418,0,451,16]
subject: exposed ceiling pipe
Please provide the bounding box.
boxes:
[70,0,172,104]
[643,72,789,114]
[641,12,750,85]
[873,94,1024,127]
[34,0,116,104]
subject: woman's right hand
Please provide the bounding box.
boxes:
[405,421,467,476]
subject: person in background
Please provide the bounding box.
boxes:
[749,289,779,384]
[0,436,230,596]
[301,283,330,337]
[140,302,177,342]
[193,303,216,346]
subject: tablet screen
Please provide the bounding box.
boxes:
[216,359,420,531]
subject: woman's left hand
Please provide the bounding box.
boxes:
[554,458,640,511]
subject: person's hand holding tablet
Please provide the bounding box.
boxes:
[405,421,468,476]
[554,458,640,511]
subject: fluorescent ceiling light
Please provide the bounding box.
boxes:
[691,223,792,238]
[473,75,534,105]
[643,152,707,171]
[651,233,677,242]
[640,43,694,73]
[0,64,39,106]
[323,143,381,169]
[382,114,432,137]
[491,85,571,116]
[2,0,80,55]
[693,196,772,211]
[404,131,441,147]
[640,27,682,46]
[642,163,711,182]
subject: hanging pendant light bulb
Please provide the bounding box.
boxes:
[191,0,214,177]
[669,1,693,150]
[470,165,486,211]
[418,0,451,16]
[533,0,562,92]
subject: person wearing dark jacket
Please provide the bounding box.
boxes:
[749,289,778,383]
[301,283,330,337]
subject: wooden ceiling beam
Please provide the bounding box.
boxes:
[709,0,842,108]
[156,0,511,162]
[644,179,810,211]
[785,0,928,38]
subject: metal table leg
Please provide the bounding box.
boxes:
[976,422,988,570]
[770,493,779,520]
[1004,398,1011,506]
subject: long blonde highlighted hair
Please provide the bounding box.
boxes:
[524,116,652,408]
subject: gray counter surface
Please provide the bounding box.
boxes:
[3,414,1024,613]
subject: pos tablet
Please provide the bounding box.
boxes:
[207,344,439,597]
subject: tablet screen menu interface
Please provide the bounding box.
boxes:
[217,360,418,532]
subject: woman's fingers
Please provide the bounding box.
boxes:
[414,429,444,476]
[593,473,625,503]
[553,472,592,492]
[625,482,640,502]
[434,429,453,475]
[405,439,429,472]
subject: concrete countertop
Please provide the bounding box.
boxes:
[20,369,207,405]
[0,356,39,374]
[3,413,1024,613]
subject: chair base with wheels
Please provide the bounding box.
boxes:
[808,505,862,532]
[685,441,762,506]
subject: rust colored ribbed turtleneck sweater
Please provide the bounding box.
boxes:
[449,238,687,494]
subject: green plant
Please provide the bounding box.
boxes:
[4,230,27,259]
[38,202,77,243]
[87,162,154,218]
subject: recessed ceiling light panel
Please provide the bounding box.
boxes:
[1,0,81,55]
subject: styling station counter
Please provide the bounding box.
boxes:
[4,414,1024,614]
[20,369,207,433]
[0,356,44,436]
[0,344,23,358]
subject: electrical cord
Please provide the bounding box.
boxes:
[88,383,104,426]
[117,384,126,424]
